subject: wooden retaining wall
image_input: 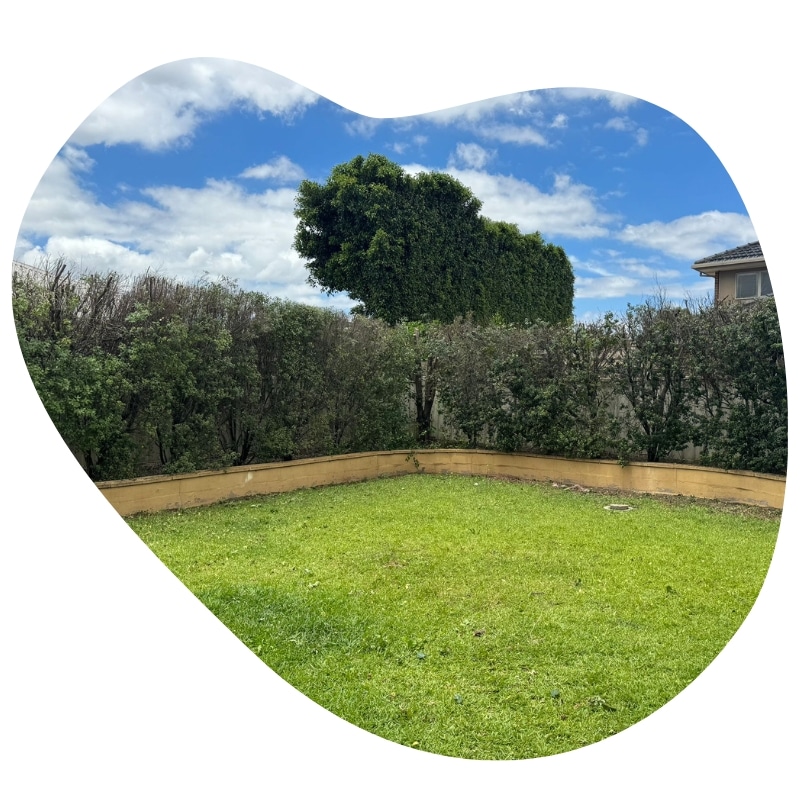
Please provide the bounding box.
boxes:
[96,450,785,516]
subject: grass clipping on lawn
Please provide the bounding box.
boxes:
[130,473,780,760]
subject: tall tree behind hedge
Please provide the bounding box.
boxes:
[294,153,574,325]
[479,221,573,326]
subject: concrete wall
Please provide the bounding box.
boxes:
[97,449,785,516]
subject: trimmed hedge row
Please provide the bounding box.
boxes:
[12,263,787,480]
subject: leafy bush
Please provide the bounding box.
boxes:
[691,298,787,473]
[13,260,787,478]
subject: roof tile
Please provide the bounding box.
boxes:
[693,241,763,265]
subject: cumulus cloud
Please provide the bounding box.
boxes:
[239,156,306,183]
[15,148,351,308]
[420,88,637,127]
[19,147,126,242]
[550,88,639,110]
[474,123,548,146]
[424,167,616,239]
[603,116,648,146]
[412,93,550,147]
[19,236,157,274]
[605,117,630,132]
[617,211,758,261]
[70,59,319,150]
[449,143,495,170]
[405,88,643,149]
[344,116,382,138]
[574,272,642,299]
[420,92,541,124]
[571,252,710,303]
[620,261,681,280]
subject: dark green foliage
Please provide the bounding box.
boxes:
[615,298,698,462]
[435,316,621,458]
[13,264,135,479]
[432,299,786,473]
[434,318,517,447]
[493,316,621,458]
[120,299,233,473]
[316,314,416,454]
[294,154,574,325]
[12,261,415,481]
[478,221,574,326]
[692,298,787,474]
[13,258,787,479]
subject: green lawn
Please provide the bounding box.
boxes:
[130,473,780,760]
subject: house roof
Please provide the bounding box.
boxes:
[693,241,763,266]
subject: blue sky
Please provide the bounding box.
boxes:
[15,58,756,322]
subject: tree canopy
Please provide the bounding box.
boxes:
[293,154,574,325]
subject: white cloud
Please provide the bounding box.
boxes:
[605,117,630,132]
[70,59,319,150]
[239,156,306,183]
[19,148,125,242]
[474,123,548,146]
[420,92,541,124]
[412,93,550,146]
[15,148,344,306]
[409,165,615,239]
[413,88,636,129]
[551,88,639,110]
[344,116,382,138]
[574,271,642,299]
[617,211,758,261]
[571,252,711,303]
[449,143,495,170]
[621,261,681,280]
[389,135,429,154]
[19,236,156,274]
[403,88,642,149]
[603,116,648,146]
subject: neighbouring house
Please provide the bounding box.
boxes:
[691,241,772,303]
[11,260,49,283]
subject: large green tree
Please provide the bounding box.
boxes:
[293,153,573,325]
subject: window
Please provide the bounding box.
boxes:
[735,270,773,299]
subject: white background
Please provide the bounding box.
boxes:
[2,2,797,797]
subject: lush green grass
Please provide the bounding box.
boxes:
[130,474,780,760]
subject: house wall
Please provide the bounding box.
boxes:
[715,267,770,302]
[717,270,738,302]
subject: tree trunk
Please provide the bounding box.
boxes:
[414,355,437,443]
